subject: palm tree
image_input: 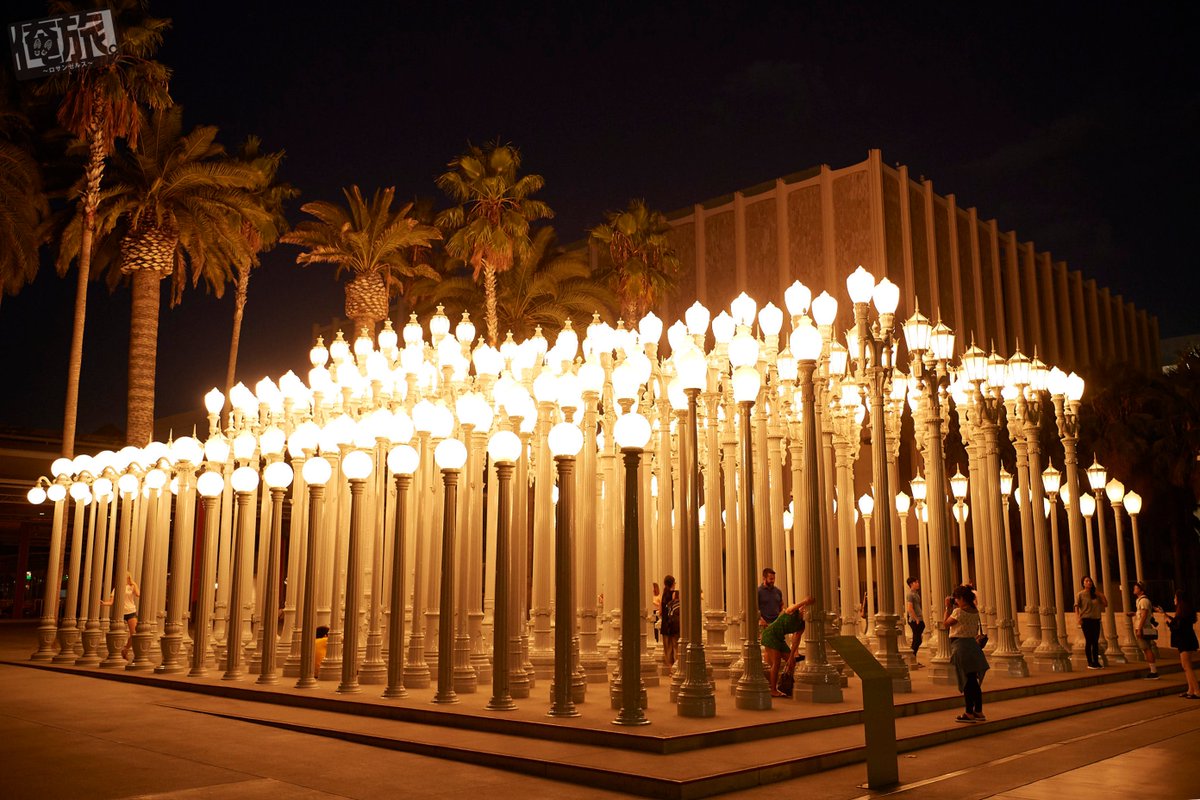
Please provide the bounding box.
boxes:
[57,106,273,445]
[224,137,296,400]
[412,226,615,341]
[45,0,171,456]
[436,142,552,346]
[590,199,680,322]
[282,186,441,337]
[0,102,49,307]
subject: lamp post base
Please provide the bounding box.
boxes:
[992,649,1031,678]
[76,627,104,666]
[733,639,772,711]
[792,677,844,704]
[126,630,156,671]
[52,626,80,664]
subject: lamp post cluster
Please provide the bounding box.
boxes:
[28,266,1143,723]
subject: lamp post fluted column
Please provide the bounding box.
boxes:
[223,469,259,680]
[161,461,199,673]
[733,387,772,710]
[433,437,467,704]
[549,422,582,718]
[296,462,329,689]
[1107,485,1140,661]
[337,453,372,695]
[1052,391,1089,667]
[53,488,88,664]
[677,380,717,717]
[613,411,652,726]
[259,465,292,685]
[1006,400,1041,655]
[384,451,415,699]
[78,485,112,666]
[1089,473,1125,663]
[971,385,1028,676]
[190,476,223,677]
[1016,386,1071,672]
[974,391,1032,671]
[793,348,843,703]
[486,433,518,711]
[1045,482,1068,646]
[850,280,910,693]
[101,480,136,668]
[32,478,69,660]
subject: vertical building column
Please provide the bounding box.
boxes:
[922,181,942,320]
[733,191,747,294]
[775,179,791,295]
[694,204,707,311]
[1004,232,1026,349]
[1054,263,1076,372]
[1099,288,1116,366]
[967,209,989,346]
[867,150,888,278]
[1126,301,1143,372]
[1038,253,1060,365]
[1021,243,1044,353]
[897,166,918,313]
[987,222,1009,353]
[945,195,966,336]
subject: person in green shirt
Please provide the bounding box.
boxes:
[761,596,814,696]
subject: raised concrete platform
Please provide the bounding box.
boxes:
[7,645,1188,799]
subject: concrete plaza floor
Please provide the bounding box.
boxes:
[3,620,1198,799]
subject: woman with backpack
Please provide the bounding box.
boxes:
[660,575,681,670]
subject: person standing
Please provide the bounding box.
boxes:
[906,577,925,667]
[945,584,989,722]
[1074,575,1107,670]
[102,573,140,661]
[651,582,662,643]
[761,596,815,697]
[1131,581,1159,679]
[758,568,783,633]
[1165,590,1199,699]
[660,575,680,671]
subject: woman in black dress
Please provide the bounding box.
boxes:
[1166,590,1199,699]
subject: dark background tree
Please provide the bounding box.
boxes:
[1081,349,1200,590]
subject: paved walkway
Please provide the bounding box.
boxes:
[4,621,1198,799]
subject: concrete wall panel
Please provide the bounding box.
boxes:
[745,197,778,305]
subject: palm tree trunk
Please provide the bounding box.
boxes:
[61,111,106,457]
[126,268,161,446]
[484,260,498,347]
[224,267,249,401]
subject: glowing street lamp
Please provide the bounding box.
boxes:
[258,460,294,685]
[613,412,652,725]
[223,466,260,680]
[486,432,521,712]
[433,437,468,704]
[1122,491,1144,582]
[1105,478,1138,659]
[296,455,332,689]
[1085,460,1125,664]
[730,363,771,711]
[548,421,584,718]
[384,445,420,699]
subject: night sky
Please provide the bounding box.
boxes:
[2,2,1196,438]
